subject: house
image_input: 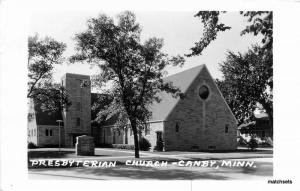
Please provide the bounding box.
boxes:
[95,64,238,151]
[238,112,272,141]
[28,64,238,151]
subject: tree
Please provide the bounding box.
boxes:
[240,11,273,51]
[186,11,231,57]
[187,11,272,56]
[28,34,71,114]
[28,34,66,97]
[188,11,273,129]
[70,11,185,158]
[217,45,273,132]
[32,82,71,114]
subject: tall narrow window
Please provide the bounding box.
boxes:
[225,124,229,133]
[46,129,49,136]
[76,118,80,126]
[49,129,53,136]
[175,122,180,132]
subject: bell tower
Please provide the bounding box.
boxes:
[61,73,91,147]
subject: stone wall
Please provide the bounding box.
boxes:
[37,125,61,147]
[164,66,237,151]
[76,135,95,156]
[62,73,91,147]
[90,66,237,151]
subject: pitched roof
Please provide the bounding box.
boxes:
[149,64,205,121]
[100,64,205,127]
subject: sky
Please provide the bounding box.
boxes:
[29,11,262,91]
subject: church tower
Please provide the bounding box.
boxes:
[61,73,91,147]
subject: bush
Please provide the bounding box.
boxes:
[112,144,134,150]
[237,136,248,146]
[98,143,113,148]
[247,137,258,150]
[139,137,151,151]
[265,137,273,146]
[261,137,273,147]
[28,142,38,149]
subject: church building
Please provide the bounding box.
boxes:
[27,64,238,151]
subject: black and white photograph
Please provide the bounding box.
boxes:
[1,0,300,190]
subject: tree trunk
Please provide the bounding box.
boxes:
[133,130,140,158]
[130,120,140,158]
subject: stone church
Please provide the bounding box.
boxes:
[27,64,237,151]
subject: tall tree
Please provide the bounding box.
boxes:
[70,11,185,158]
[28,34,70,114]
[186,11,231,57]
[28,34,66,97]
[217,45,273,131]
[188,11,273,129]
[187,11,272,56]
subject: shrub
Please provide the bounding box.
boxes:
[247,137,258,150]
[28,142,38,149]
[237,136,248,146]
[98,143,113,148]
[112,144,134,150]
[139,137,151,151]
[261,137,273,147]
[265,137,273,146]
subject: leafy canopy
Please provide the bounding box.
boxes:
[187,11,273,56]
[189,11,273,127]
[217,45,273,125]
[28,34,66,97]
[70,11,185,158]
[28,34,70,114]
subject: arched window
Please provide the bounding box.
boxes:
[199,85,209,100]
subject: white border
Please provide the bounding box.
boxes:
[1,0,300,191]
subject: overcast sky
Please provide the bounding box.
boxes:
[29,11,262,90]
